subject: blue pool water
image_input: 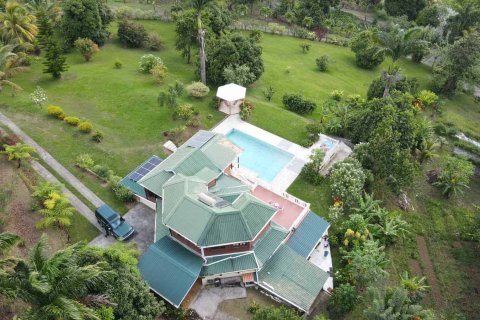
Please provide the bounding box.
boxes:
[226,129,294,182]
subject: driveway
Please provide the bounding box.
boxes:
[89,203,155,254]
[190,287,247,320]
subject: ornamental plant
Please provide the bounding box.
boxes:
[64,116,80,126]
[74,38,99,62]
[186,82,210,98]
[75,153,95,169]
[31,86,47,107]
[330,158,366,210]
[47,106,65,119]
[138,54,163,73]
[316,55,330,72]
[150,63,168,84]
[282,93,316,114]
[172,104,194,120]
[78,121,93,133]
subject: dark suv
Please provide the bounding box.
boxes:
[95,204,134,241]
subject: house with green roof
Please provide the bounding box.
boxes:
[122,130,333,314]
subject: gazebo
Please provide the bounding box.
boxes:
[216,83,246,115]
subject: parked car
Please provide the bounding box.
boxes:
[95,204,134,241]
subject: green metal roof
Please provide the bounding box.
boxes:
[138,132,240,197]
[257,244,329,312]
[155,200,170,242]
[209,174,250,197]
[287,211,330,258]
[139,236,204,307]
[201,253,258,276]
[254,223,288,268]
[161,175,277,247]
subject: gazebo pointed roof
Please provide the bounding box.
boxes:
[216,83,246,102]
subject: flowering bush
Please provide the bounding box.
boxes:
[78,121,93,133]
[47,106,65,119]
[172,104,194,120]
[74,38,99,62]
[31,86,47,107]
[150,63,168,83]
[240,99,255,121]
[330,158,366,209]
[64,116,80,126]
[138,54,163,73]
[186,82,210,98]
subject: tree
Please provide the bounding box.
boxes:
[223,64,256,86]
[61,0,113,47]
[250,304,302,320]
[37,12,67,79]
[384,0,426,20]
[117,19,147,49]
[2,143,35,168]
[380,65,402,98]
[173,9,197,64]
[416,4,446,27]
[205,33,264,85]
[191,0,212,84]
[367,75,419,100]
[432,31,480,95]
[0,44,28,93]
[327,283,358,315]
[444,0,480,43]
[260,6,272,22]
[36,197,75,229]
[1,235,114,319]
[433,155,474,198]
[0,1,38,44]
[350,29,385,69]
[78,244,166,319]
[378,25,431,62]
[364,284,434,319]
[330,158,366,210]
[296,0,339,27]
[342,239,388,288]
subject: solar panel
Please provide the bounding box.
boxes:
[186,130,215,148]
[128,155,163,182]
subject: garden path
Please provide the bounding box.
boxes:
[0,112,104,208]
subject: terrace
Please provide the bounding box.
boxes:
[252,185,308,230]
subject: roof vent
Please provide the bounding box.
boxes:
[198,193,217,207]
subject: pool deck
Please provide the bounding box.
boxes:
[213,115,312,192]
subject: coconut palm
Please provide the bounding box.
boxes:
[415,139,439,163]
[0,44,28,92]
[2,235,113,320]
[0,1,38,45]
[378,25,429,62]
[36,197,75,229]
[1,142,36,167]
[191,0,211,85]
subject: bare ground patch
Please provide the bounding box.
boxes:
[416,235,443,309]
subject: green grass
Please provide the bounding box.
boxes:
[442,94,480,138]
[67,211,100,243]
[0,21,225,213]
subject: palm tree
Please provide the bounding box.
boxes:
[191,0,211,85]
[0,232,21,255]
[433,176,470,198]
[416,139,439,163]
[0,1,38,45]
[36,197,75,230]
[2,235,113,320]
[381,65,402,98]
[1,142,36,167]
[378,25,430,62]
[0,44,28,92]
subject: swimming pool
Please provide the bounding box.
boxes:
[227,129,294,182]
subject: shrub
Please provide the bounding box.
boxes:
[328,283,358,315]
[150,63,168,84]
[31,86,47,107]
[417,90,439,109]
[145,32,161,51]
[330,158,366,209]
[350,30,385,69]
[186,82,210,98]
[186,117,201,128]
[92,165,112,179]
[249,30,262,42]
[76,153,95,169]
[64,116,80,126]
[114,59,123,69]
[74,38,99,62]
[112,184,135,202]
[282,93,316,114]
[92,130,104,143]
[173,104,194,120]
[300,42,311,53]
[240,99,255,121]
[173,81,184,96]
[157,89,178,108]
[168,125,186,145]
[47,106,65,119]
[263,85,275,101]
[330,90,344,101]
[118,19,147,48]
[223,64,256,86]
[367,77,419,100]
[138,54,163,73]
[78,121,93,133]
[316,55,330,72]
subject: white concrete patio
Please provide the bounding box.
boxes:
[309,237,334,292]
[213,115,311,192]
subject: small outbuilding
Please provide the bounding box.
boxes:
[216,83,246,115]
